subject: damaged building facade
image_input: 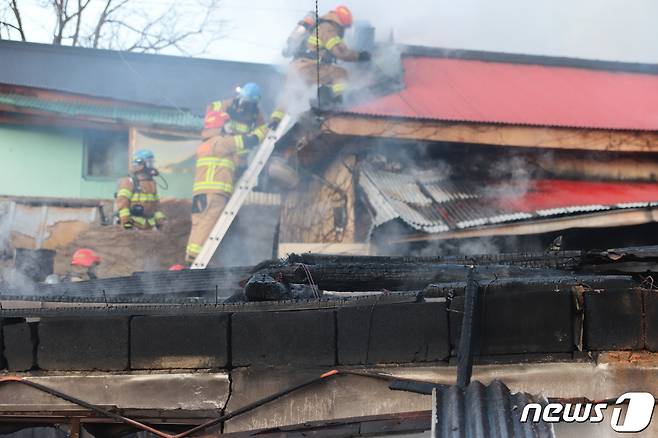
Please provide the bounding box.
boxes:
[4,41,658,272]
[278,47,658,257]
[3,249,658,436]
[2,32,658,438]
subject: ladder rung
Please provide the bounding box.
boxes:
[190,114,292,269]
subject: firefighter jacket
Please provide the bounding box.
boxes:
[116,173,166,229]
[302,12,359,63]
[194,99,267,197]
[201,98,267,141]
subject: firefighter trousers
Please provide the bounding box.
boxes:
[273,59,348,118]
[185,193,228,263]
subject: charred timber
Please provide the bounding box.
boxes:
[257,262,570,292]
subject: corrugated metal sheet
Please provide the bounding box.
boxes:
[361,166,449,233]
[358,165,658,233]
[0,40,280,115]
[0,92,203,131]
[349,57,658,131]
[432,380,554,438]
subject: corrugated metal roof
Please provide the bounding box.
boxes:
[349,57,658,131]
[0,92,203,131]
[359,165,658,233]
[432,380,554,438]
[0,40,281,115]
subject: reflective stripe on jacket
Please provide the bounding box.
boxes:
[200,98,268,145]
[193,136,242,196]
[115,175,166,227]
[303,12,359,62]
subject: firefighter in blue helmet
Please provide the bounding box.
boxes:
[115,149,166,230]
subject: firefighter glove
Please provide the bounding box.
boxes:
[243,134,261,148]
[358,51,371,62]
[268,119,280,130]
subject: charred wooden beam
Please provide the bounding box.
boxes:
[257,261,569,292]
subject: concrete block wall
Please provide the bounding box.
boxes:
[0,287,653,372]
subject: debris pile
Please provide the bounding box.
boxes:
[54,199,191,277]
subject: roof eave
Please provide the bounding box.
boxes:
[0,104,201,134]
[320,113,658,153]
[389,207,658,244]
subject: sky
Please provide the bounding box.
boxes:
[13,0,658,65]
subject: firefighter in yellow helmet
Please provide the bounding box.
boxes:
[269,5,371,128]
[115,149,166,231]
[185,83,267,264]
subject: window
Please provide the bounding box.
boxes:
[83,130,129,178]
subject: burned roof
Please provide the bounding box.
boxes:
[359,164,658,234]
[0,40,282,114]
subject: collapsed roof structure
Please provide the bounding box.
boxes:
[275,45,658,257]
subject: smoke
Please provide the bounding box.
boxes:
[483,155,532,202]
[320,0,658,64]
[0,200,12,257]
[362,143,561,257]
[273,67,321,121]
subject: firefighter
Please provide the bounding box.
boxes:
[116,149,166,231]
[185,83,267,264]
[269,5,371,128]
[68,248,101,282]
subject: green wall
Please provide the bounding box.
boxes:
[0,124,113,199]
[0,124,192,200]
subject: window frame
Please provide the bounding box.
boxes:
[81,128,129,181]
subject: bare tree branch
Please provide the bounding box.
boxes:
[9,0,26,41]
[71,0,91,45]
[4,0,227,55]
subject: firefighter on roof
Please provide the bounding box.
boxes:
[185,83,267,264]
[116,149,166,231]
[270,5,371,128]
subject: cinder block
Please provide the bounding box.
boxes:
[584,288,643,351]
[231,310,335,366]
[644,289,658,351]
[2,320,34,371]
[38,317,129,371]
[449,281,575,356]
[337,302,449,365]
[131,314,229,369]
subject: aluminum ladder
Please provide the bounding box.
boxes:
[190,114,292,269]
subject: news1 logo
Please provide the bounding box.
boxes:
[520,392,655,433]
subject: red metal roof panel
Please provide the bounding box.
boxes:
[350,57,658,130]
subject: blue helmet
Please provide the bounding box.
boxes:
[132,149,154,166]
[237,82,262,103]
